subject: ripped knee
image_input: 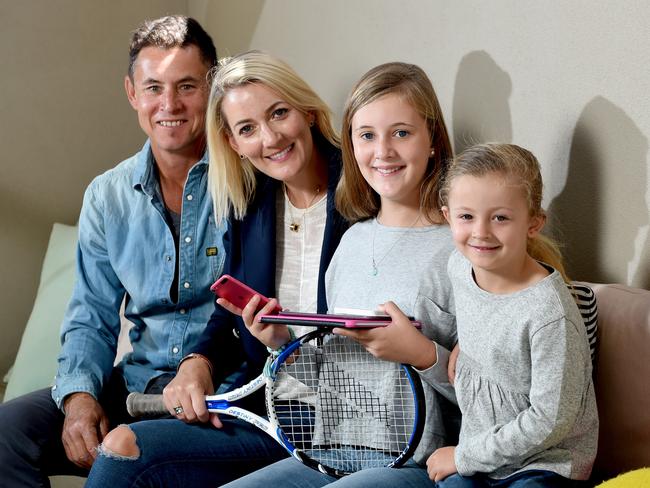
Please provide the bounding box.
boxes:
[98,424,140,460]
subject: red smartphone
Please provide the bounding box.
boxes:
[210,274,281,313]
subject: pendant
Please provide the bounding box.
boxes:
[371,261,378,276]
[289,222,300,232]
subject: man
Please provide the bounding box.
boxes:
[0,15,237,486]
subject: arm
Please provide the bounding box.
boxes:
[333,301,457,403]
[163,301,245,427]
[455,318,589,476]
[333,301,438,367]
[54,182,124,466]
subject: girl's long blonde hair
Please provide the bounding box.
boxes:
[206,50,339,224]
[336,62,453,224]
[439,143,570,281]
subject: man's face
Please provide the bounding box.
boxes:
[125,45,210,163]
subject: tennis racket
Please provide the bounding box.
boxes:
[127,329,425,477]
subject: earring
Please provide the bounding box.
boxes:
[430,148,435,157]
[309,120,315,127]
[239,154,245,160]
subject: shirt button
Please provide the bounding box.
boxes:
[185,236,192,243]
[179,308,186,314]
[186,194,193,201]
[172,346,179,354]
[165,255,172,262]
[183,282,190,289]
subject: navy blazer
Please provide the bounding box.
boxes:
[195,138,348,391]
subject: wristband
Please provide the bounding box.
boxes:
[266,326,296,357]
[177,353,213,377]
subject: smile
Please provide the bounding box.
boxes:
[267,144,294,161]
[373,166,404,175]
[157,120,185,127]
[470,244,500,252]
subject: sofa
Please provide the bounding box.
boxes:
[2,223,650,487]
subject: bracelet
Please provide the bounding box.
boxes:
[266,326,296,357]
[177,353,213,377]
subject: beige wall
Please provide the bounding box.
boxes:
[0,0,187,378]
[3,1,649,377]
[193,0,650,289]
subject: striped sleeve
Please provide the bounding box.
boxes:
[567,282,598,363]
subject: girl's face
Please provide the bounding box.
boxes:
[222,82,316,184]
[442,172,544,279]
[350,94,431,210]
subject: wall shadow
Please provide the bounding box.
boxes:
[548,96,649,285]
[452,51,513,153]
[191,0,266,57]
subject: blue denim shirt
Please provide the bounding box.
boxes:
[52,141,226,408]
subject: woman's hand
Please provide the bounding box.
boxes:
[448,343,460,385]
[333,301,437,369]
[426,446,458,482]
[162,357,222,428]
[217,295,291,351]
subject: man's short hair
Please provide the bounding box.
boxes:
[128,15,217,79]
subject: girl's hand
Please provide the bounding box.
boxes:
[448,343,460,385]
[426,446,457,482]
[333,301,437,369]
[217,295,290,350]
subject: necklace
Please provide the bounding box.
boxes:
[284,184,321,232]
[371,213,422,276]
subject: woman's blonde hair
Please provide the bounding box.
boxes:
[336,62,453,223]
[439,143,570,281]
[206,50,339,224]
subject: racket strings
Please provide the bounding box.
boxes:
[269,335,420,474]
[318,359,390,423]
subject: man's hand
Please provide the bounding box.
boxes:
[163,356,221,427]
[426,446,458,482]
[61,392,109,469]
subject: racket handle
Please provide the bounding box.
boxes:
[126,392,167,417]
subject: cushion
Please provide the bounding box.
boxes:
[4,223,132,402]
[588,283,650,478]
[596,468,650,487]
[4,224,78,401]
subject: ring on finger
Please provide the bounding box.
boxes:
[173,405,184,415]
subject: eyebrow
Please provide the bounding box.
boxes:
[353,122,418,132]
[141,76,202,85]
[453,205,515,212]
[232,101,286,129]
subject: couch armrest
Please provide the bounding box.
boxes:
[588,283,650,478]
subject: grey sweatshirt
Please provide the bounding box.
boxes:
[448,250,598,480]
[325,219,459,464]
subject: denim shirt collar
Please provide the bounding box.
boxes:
[131,140,209,197]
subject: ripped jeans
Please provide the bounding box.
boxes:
[85,417,288,487]
[0,370,163,488]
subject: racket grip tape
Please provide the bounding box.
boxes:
[126,392,167,417]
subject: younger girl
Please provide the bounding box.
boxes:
[429,143,598,486]
[222,62,459,487]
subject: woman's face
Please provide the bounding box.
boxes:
[350,93,432,210]
[222,82,316,184]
